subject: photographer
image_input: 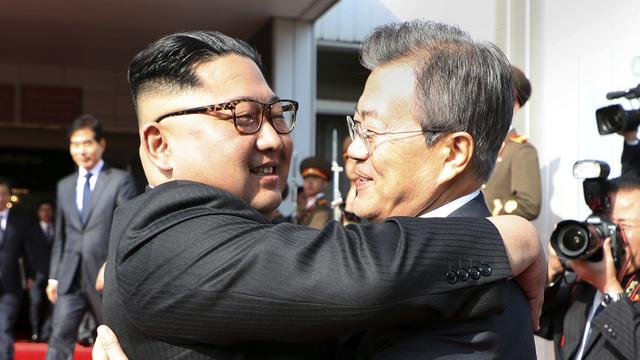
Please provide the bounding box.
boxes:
[538,176,640,359]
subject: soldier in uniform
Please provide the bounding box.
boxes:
[299,156,332,229]
[483,65,542,220]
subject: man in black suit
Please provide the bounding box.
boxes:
[340,20,535,359]
[96,30,544,359]
[28,200,55,342]
[45,115,137,360]
[0,177,34,360]
[538,176,640,359]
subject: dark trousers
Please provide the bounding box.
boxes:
[29,277,52,340]
[0,292,21,360]
[46,268,102,360]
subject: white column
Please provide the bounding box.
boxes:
[272,17,317,214]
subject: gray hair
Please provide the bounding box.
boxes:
[360,20,514,182]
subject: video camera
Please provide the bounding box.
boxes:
[550,160,626,268]
[596,84,640,135]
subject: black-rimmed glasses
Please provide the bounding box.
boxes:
[346,115,444,153]
[156,99,298,135]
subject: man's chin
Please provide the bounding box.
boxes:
[251,194,282,220]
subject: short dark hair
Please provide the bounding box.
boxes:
[360,20,514,182]
[128,31,263,111]
[609,176,640,194]
[68,114,104,141]
[511,65,532,107]
[0,177,11,190]
[37,200,55,209]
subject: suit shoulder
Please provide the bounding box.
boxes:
[103,165,132,178]
[58,172,77,186]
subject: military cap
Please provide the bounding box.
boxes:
[300,156,331,181]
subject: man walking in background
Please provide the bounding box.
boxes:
[28,200,55,343]
[0,177,34,360]
[46,115,137,360]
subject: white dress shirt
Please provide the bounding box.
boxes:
[75,159,104,212]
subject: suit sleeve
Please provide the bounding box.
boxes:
[48,182,66,280]
[116,211,513,345]
[592,297,640,360]
[508,145,541,220]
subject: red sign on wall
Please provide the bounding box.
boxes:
[0,84,14,123]
[21,85,82,126]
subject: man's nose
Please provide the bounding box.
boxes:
[255,119,284,152]
[347,136,368,160]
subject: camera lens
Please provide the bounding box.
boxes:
[557,225,589,258]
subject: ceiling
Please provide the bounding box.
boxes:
[0,0,338,71]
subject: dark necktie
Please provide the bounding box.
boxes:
[82,173,92,222]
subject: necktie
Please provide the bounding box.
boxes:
[82,173,92,222]
[45,224,54,242]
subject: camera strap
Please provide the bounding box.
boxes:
[623,273,640,302]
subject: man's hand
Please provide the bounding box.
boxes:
[46,282,58,303]
[488,215,547,331]
[569,238,624,294]
[547,244,565,283]
[92,325,129,360]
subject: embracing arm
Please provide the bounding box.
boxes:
[111,182,541,344]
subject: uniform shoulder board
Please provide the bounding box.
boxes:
[509,133,528,144]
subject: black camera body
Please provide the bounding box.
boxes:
[550,160,626,268]
[596,84,640,135]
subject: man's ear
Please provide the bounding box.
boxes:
[140,122,173,172]
[437,131,474,183]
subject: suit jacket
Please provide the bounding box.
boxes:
[49,164,137,294]
[352,193,535,359]
[538,272,640,359]
[0,208,33,294]
[28,222,54,282]
[483,132,542,220]
[622,140,640,179]
[105,181,515,359]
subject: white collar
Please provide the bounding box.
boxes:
[79,159,104,178]
[419,190,480,218]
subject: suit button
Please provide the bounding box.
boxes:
[604,324,609,329]
[445,271,458,284]
[469,266,481,280]
[479,263,492,276]
[457,268,470,281]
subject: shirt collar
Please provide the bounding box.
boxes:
[419,189,480,218]
[79,159,104,178]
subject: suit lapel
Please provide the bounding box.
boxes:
[83,165,110,224]
[64,172,83,229]
[0,210,11,249]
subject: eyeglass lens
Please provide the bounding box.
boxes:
[235,100,296,134]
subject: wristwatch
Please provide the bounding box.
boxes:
[602,291,624,307]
